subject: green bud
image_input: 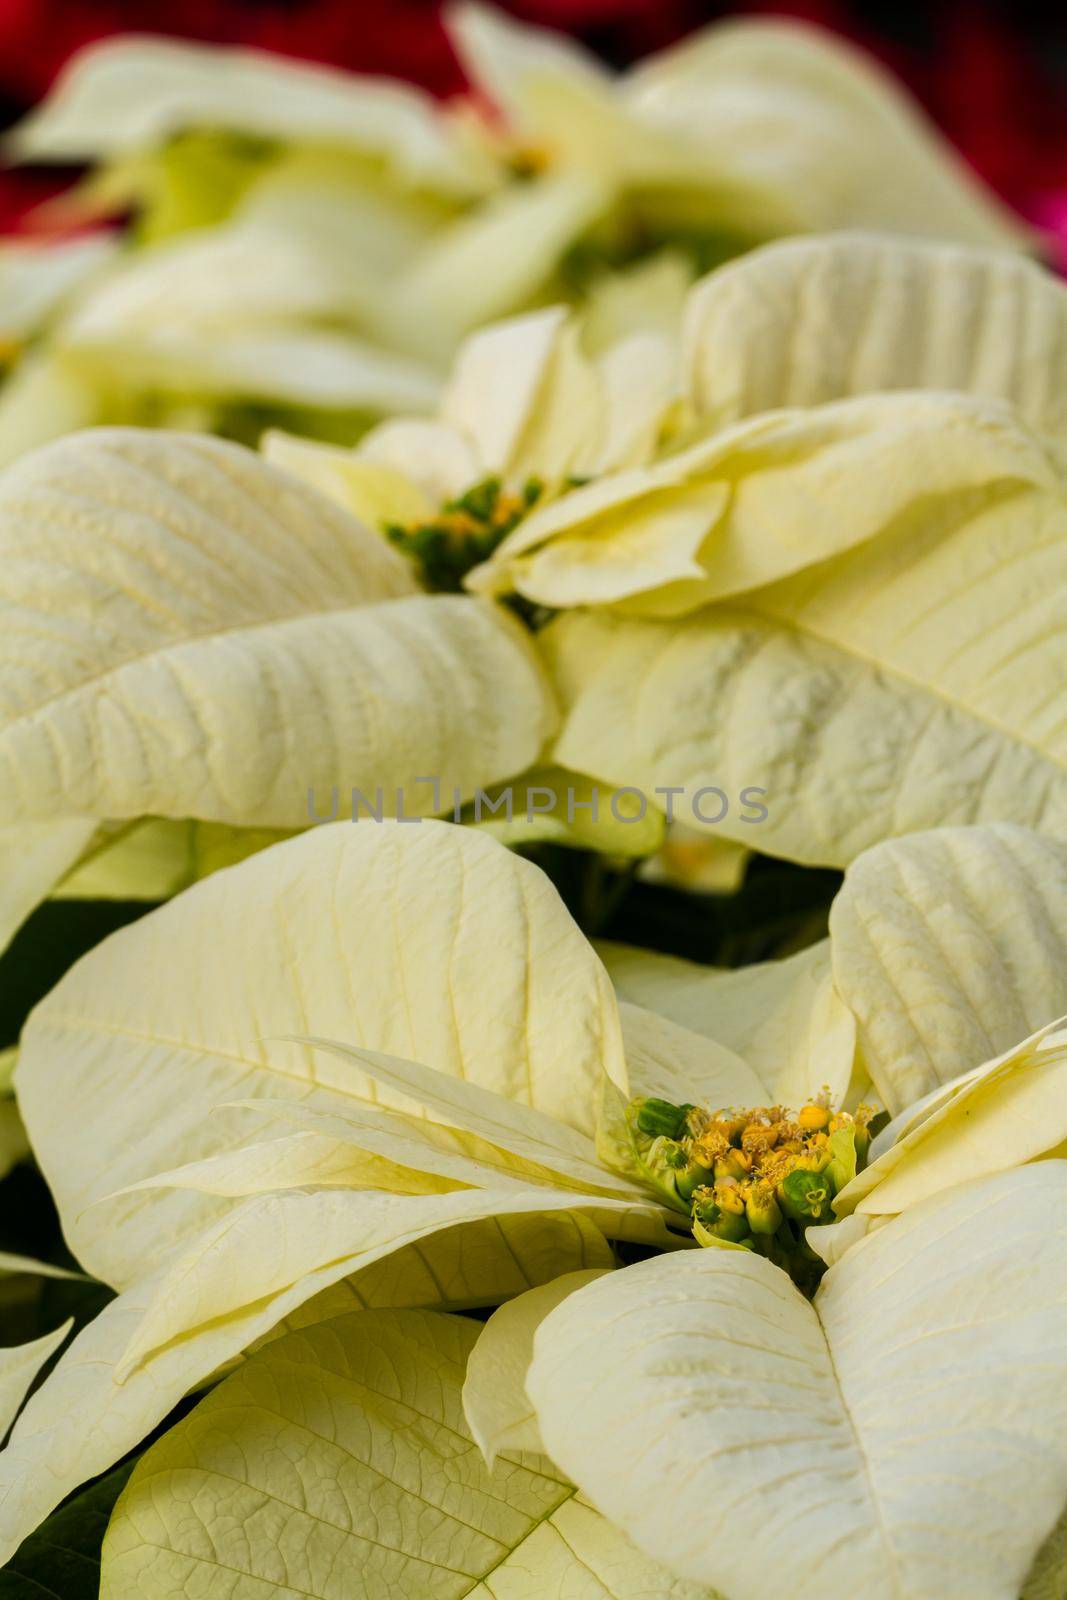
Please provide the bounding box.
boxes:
[693,1209,750,1246]
[633,1098,691,1140]
[449,476,501,521]
[675,1155,714,1203]
[654,1138,688,1171]
[778,1167,834,1223]
[713,1150,749,1182]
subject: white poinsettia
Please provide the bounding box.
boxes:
[473,230,1067,609]
[0,236,127,471]
[102,1305,723,1600]
[447,3,1028,262]
[0,816,851,1561]
[496,234,1067,866]
[13,817,1067,1596]
[0,426,556,958]
[5,34,491,200]
[272,231,1067,869]
[262,297,680,543]
[0,30,669,443]
[0,40,506,464]
[0,10,1035,468]
[37,154,451,435]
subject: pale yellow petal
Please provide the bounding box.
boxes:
[441,304,590,478]
[529,1164,1067,1599]
[447,1,613,137]
[624,19,1030,249]
[116,1185,666,1376]
[18,820,627,1287]
[836,1025,1067,1217]
[617,999,764,1107]
[261,429,434,526]
[464,1269,609,1466]
[0,1210,613,1564]
[480,390,1061,613]
[379,171,609,365]
[685,233,1067,439]
[107,1129,464,1201]
[293,1036,639,1199]
[102,1305,714,1600]
[8,35,486,196]
[0,820,98,959]
[541,432,1067,865]
[0,353,107,471]
[830,824,1067,1112]
[226,1095,588,1197]
[64,321,442,413]
[0,234,117,346]
[0,1321,72,1439]
[0,429,554,836]
[602,939,856,1108]
[356,416,482,503]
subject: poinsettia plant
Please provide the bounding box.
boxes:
[1,8,1066,1596]
[0,818,1064,1597]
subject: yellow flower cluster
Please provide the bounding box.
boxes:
[627,1095,875,1289]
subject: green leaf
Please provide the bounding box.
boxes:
[0,1464,133,1598]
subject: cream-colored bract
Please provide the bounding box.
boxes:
[252,234,1067,873]
[0,427,556,948]
[540,515,1067,863]
[463,1268,609,1466]
[684,232,1067,438]
[101,1308,717,1599]
[2,816,835,1560]
[601,939,856,1112]
[10,820,1067,1579]
[2,9,1034,470]
[465,230,1067,617]
[47,155,451,416]
[448,4,1027,252]
[263,299,680,529]
[526,1167,1067,1600]
[0,235,118,352]
[830,825,1067,1111]
[6,36,488,196]
[470,234,1067,614]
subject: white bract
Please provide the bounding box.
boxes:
[3,818,1062,1594]
[272,231,1067,870]
[1,816,853,1560]
[0,427,555,958]
[448,3,1028,260]
[2,825,1067,1587]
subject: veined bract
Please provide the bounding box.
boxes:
[0,427,556,958]
[4,817,1067,1596]
[270,231,1067,867]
